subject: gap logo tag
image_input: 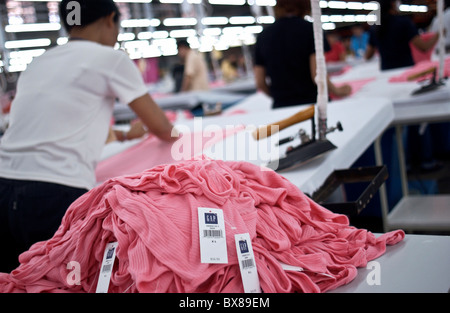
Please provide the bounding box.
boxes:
[205,212,218,224]
[239,240,249,254]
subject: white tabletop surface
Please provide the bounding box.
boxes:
[330,233,450,293]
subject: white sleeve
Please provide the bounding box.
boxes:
[109,53,149,105]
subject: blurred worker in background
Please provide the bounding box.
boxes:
[177,39,210,92]
[350,24,369,58]
[0,0,177,273]
[365,0,439,70]
[325,32,347,62]
[253,0,351,108]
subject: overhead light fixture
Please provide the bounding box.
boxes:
[5,38,51,49]
[169,29,197,38]
[5,23,61,33]
[257,16,275,24]
[327,1,347,9]
[203,28,222,36]
[163,17,197,27]
[201,17,229,26]
[14,0,153,2]
[117,33,136,42]
[229,16,256,25]
[152,31,169,39]
[137,32,153,40]
[399,4,428,13]
[121,19,160,28]
[208,0,246,5]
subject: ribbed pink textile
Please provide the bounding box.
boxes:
[96,126,244,184]
[389,57,450,83]
[0,159,404,293]
[330,77,376,100]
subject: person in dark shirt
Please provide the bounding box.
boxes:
[254,0,351,109]
[365,0,439,70]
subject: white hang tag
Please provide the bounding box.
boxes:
[96,242,118,293]
[235,233,261,293]
[198,207,228,264]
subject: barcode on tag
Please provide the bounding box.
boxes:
[203,229,223,238]
[101,264,112,273]
[96,242,118,293]
[198,207,228,264]
[234,233,261,293]
[241,258,255,269]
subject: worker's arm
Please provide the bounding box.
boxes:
[410,33,439,52]
[181,74,193,92]
[128,93,178,142]
[364,44,376,61]
[254,65,271,96]
[309,54,352,98]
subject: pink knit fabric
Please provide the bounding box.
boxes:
[96,126,244,184]
[389,57,450,83]
[330,77,376,100]
[0,159,404,293]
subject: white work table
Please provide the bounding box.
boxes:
[331,60,450,233]
[180,96,394,196]
[330,233,450,293]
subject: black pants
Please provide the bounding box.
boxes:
[0,178,87,273]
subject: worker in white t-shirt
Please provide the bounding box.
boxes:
[0,0,178,273]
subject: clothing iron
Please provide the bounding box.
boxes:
[252,105,343,172]
[409,67,447,96]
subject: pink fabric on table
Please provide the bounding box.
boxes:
[410,32,437,64]
[96,126,245,184]
[330,77,376,100]
[389,57,450,83]
[0,159,404,293]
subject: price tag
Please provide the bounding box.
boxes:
[96,242,118,293]
[198,207,228,264]
[235,233,261,293]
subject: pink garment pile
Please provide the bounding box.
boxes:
[0,159,404,293]
[389,57,450,83]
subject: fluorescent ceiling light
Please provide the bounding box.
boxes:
[15,0,153,2]
[152,31,169,39]
[201,17,229,26]
[5,23,61,33]
[57,37,69,45]
[363,2,379,11]
[328,1,347,9]
[346,2,363,10]
[160,0,183,3]
[5,38,51,49]
[203,28,222,36]
[169,29,197,38]
[121,19,160,28]
[229,16,256,25]
[322,23,336,31]
[117,33,136,41]
[9,49,46,59]
[137,32,153,40]
[257,16,275,24]
[209,0,246,5]
[245,25,263,34]
[253,0,276,6]
[163,17,197,27]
